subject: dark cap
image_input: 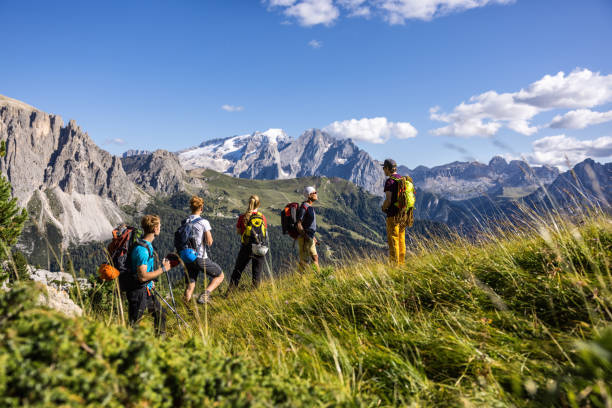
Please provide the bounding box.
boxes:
[381,159,397,169]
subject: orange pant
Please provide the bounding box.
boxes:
[386,217,406,265]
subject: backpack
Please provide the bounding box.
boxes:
[280,202,307,239]
[241,211,267,244]
[106,225,152,291]
[174,216,201,263]
[390,175,415,212]
[390,175,416,228]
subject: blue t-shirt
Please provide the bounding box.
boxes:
[130,240,155,290]
[297,202,316,238]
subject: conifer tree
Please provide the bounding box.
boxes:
[0,140,28,261]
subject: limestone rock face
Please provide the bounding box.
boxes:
[0,95,144,244]
[121,149,186,195]
[38,286,83,317]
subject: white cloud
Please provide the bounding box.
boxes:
[266,0,511,25]
[430,69,612,138]
[515,69,612,109]
[323,117,417,143]
[377,0,514,24]
[521,135,612,168]
[103,138,126,145]
[550,109,612,129]
[308,39,323,48]
[284,0,339,26]
[221,104,244,112]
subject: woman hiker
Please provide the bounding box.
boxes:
[228,195,269,290]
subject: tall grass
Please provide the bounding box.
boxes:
[1,206,611,406]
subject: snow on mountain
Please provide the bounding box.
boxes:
[178,128,385,194]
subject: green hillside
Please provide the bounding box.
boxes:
[2,211,611,406]
[36,170,447,277]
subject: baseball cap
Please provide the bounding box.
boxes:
[381,159,397,169]
[304,186,316,198]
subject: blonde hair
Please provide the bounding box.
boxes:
[189,196,204,213]
[141,214,160,234]
[243,195,260,227]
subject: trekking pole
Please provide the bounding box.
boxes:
[151,288,190,328]
[164,253,183,326]
[162,264,182,327]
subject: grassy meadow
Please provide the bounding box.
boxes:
[1,208,611,407]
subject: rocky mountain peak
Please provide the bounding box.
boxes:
[0,95,145,245]
[121,149,187,195]
[178,128,385,194]
[488,156,508,171]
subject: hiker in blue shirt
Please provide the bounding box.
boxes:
[126,214,170,336]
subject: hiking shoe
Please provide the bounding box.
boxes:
[197,291,211,304]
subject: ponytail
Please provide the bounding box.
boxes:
[242,195,260,227]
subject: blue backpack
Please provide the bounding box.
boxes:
[174,216,201,263]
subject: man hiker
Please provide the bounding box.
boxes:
[381,159,406,265]
[127,214,171,336]
[297,186,319,272]
[180,196,224,304]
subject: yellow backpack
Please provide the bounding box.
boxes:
[242,212,267,244]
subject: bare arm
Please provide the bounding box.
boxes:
[204,230,213,247]
[381,190,393,212]
[137,260,170,283]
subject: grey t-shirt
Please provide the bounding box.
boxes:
[185,214,212,259]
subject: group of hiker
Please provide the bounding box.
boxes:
[102,157,413,335]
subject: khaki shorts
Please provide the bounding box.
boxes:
[297,235,317,262]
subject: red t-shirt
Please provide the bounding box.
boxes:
[236,211,268,235]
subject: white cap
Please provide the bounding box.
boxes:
[304,186,316,198]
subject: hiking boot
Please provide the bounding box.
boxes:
[197,291,211,304]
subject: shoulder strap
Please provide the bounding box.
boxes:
[135,239,154,260]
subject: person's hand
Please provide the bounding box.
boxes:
[162,258,171,271]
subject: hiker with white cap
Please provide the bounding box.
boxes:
[296,186,319,272]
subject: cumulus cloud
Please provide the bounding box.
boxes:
[308,39,322,48]
[281,0,340,26]
[521,135,612,168]
[549,109,612,129]
[266,0,511,26]
[323,117,417,143]
[103,138,126,145]
[221,104,244,112]
[430,69,612,138]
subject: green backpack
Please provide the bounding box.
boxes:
[390,175,415,212]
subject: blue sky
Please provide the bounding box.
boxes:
[1,0,611,169]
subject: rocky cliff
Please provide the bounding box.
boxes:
[0,95,145,245]
[121,149,188,195]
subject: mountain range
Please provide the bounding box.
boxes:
[0,94,610,259]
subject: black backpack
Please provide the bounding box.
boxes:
[108,225,153,291]
[174,216,201,252]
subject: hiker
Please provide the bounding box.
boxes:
[127,214,171,336]
[179,196,224,304]
[228,195,268,289]
[381,159,406,264]
[297,186,319,272]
